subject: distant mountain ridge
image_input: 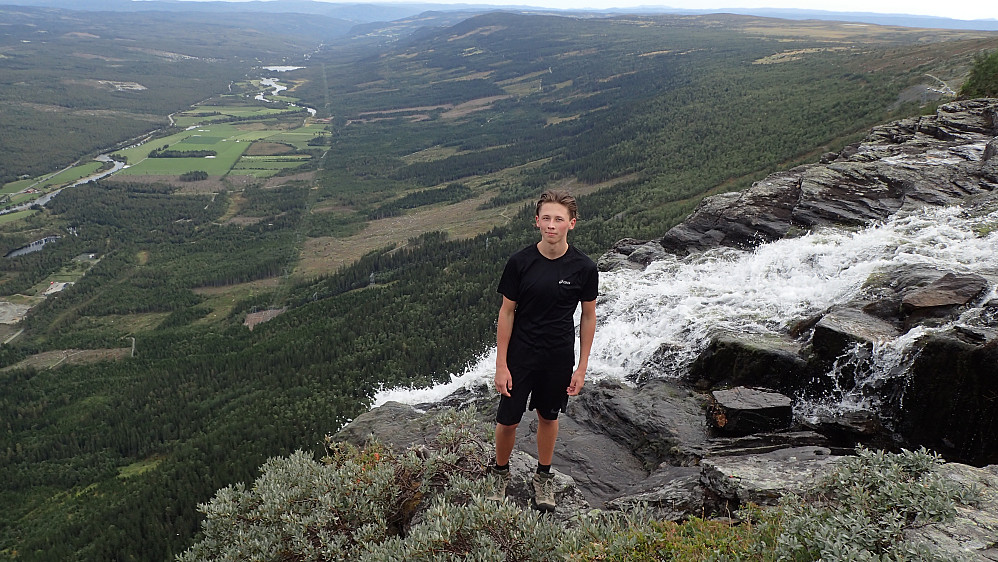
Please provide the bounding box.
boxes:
[5,0,998,30]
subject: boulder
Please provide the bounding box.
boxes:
[659,173,800,255]
[791,162,906,227]
[707,387,793,436]
[984,137,998,161]
[598,238,672,271]
[689,333,808,392]
[625,241,670,266]
[900,272,990,330]
[810,306,900,361]
[497,450,592,523]
[604,465,703,522]
[334,400,426,451]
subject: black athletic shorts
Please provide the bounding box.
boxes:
[495,358,574,426]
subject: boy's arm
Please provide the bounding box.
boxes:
[495,296,516,397]
[568,299,596,396]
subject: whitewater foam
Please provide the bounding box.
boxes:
[373,205,998,409]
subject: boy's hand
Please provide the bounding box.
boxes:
[495,366,513,397]
[567,368,586,396]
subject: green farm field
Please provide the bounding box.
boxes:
[115,102,319,178]
[2,161,103,196]
[118,137,252,176]
[0,209,36,224]
[172,106,302,128]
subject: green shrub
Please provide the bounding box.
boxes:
[960,50,998,98]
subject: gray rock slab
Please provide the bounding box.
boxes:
[514,411,649,507]
[567,379,710,470]
[700,446,840,506]
[605,465,703,522]
[334,401,426,450]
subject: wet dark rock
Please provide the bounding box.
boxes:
[810,305,900,361]
[899,272,989,330]
[690,333,808,392]
[708,387,793,436]
[897,333,998,465]
[799,408,895,450]
[632,342,686,382]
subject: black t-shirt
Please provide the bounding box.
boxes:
[497,244,598,367]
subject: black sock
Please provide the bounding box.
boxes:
[494,461,509,471]
[536,463,551,474]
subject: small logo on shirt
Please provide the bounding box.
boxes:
[558,279,572,285]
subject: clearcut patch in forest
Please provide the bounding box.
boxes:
[1,347,131,372]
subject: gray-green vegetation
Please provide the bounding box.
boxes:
[181,409,978,561]
[1,5,996,560]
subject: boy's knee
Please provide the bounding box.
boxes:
[536,415,558,426]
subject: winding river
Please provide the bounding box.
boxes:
[2,67,316,225]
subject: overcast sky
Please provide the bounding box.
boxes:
[559,1,994,19]
[184,0,995,21]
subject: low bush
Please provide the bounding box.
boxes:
[180,410,980,562]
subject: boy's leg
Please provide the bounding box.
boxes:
[488,423,517,501]
[535,413,558,466]
[494,363,532,467]
[532,413,559,512]
[494,422,518,466]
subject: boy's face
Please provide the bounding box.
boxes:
[535,202,576,245]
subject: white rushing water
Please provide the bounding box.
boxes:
[373,205,998,411]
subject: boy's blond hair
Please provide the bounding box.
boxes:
[535,189,578,220]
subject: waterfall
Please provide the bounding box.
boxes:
[374,204,998,414]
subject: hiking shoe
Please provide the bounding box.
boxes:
[532,471,556,512]
[486,466,511,501]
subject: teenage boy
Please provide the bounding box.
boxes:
[489,189,598,512]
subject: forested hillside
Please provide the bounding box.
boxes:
[1,7,996,560]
